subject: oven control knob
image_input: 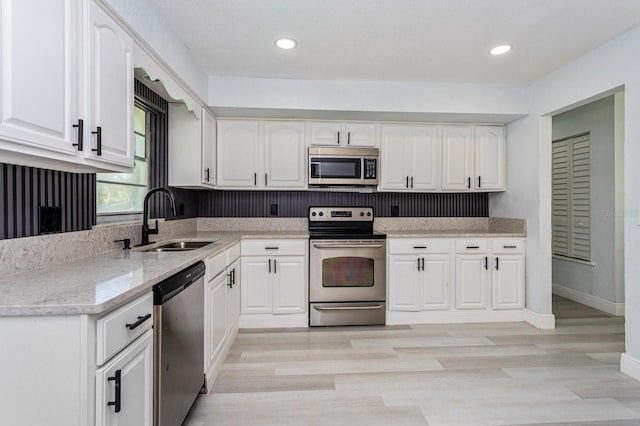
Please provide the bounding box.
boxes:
[366,212,371,217]
[312,212,316,216]
[319,212,324,216]
[360,212,364,216]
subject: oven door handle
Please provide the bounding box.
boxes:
[313,305,385,311]
[312,244,385,249]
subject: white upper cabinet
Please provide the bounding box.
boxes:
[86,0,134,167]
[217,119,306,189]
[168,106,216,189]
[0,0,80,156]
[309,121,377,146]
[379,124,440,191]
[474,126,505,191]
[441,126,474,191]
[264,121,306,188]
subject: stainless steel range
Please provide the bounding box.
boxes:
[308,207,386,326]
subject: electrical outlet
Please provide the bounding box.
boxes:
[39,206,62,234]
[391,205,399,217]
[270,204,278,216]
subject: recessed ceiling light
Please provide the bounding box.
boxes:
[275,38,297,50]
[490,45,512,55]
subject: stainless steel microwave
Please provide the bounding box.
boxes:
[308,146,379,186]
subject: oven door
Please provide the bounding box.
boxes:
[309,239,386,302]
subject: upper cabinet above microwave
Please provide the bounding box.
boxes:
[0,0,134,173]
[309,122,377,147]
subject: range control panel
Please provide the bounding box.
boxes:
[309,207,374,222]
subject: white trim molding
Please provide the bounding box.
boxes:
[553,284,625,316]
[524,308,556,329]
[621,353,640,382]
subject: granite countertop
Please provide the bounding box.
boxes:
[384,230,527,238]
[0,231,308,317]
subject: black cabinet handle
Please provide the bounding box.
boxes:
[413,246,427,249]
[92,126,102,156]
[227,271,232,287]
[254,173,257,186]
[466,245,480,249]
[484,256,488,270]
[265,246,279,250]
[503,245,517,249]
[268,259,271,273]
[467,177,471,189]
[205,168,210,182]
[347,132,351,145]
[411,176,414,188]
[265,173,267,186]
[72,119,84,151]
[406,176,409,188]
[232,268,236,285]
[417,258,421,271]
[125,314,151,330]
[274,259,277,274]
[107,369,121,413]
[421,257,425,271]
[478,176,481,188]
[495,257,499,270]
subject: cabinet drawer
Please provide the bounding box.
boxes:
[241,239,307,256]
[455,239,488,253]
[388,238,452,254]
[207,251,227,280]
[491,239,524,254]
[227,243,241,264]
[96,292,153,365]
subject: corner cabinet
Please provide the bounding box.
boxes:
[169,105,217,189]
[217,119,306,189]
[441,125,505,192]
[0,0,135,172]
[240,239,308,327]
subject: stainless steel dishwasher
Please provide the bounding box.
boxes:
[153,261,205,426]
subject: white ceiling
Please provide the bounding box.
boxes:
[151,0,640,84]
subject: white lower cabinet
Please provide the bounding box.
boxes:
[388,238,524,323]
[96,330,153,426]
[240,239,308,327]
[204,244,241,388]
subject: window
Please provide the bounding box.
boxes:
[552,133,591,261]
[96,104,149,218]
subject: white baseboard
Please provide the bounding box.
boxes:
[621,353,640,382]
[524,309,556,329]
[553,284,625,316]
[386,309,526,325]
[239,313,308,328]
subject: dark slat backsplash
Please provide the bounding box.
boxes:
[0,163,95,239]
[198,191,488,217]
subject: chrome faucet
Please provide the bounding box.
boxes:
[141,187,178,246]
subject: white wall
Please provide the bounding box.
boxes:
[552,96,619,303]
[491,25,640,378]
[102,0,208,100]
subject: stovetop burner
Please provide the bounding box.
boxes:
[308,207,386,240]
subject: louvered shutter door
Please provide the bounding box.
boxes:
[552,141,569,256]
[570,135,590,261]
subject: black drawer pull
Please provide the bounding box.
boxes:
[125,314,151,330]
[503,245,517,249]
[413,246,427,249]
[466,245,480,249]
[107,369,121,413]
[274,259,277,274]
[265,247,279,250]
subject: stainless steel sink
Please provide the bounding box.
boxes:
[138,240,218,252]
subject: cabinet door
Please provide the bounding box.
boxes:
[0,0,79,155]
[475,126,505,191]
[217,120,261,187]
[240,257,272,313]
[343,122,377,146]
[410,125,440,191]
[205,273,228,370]
[379,125,411,191]
[421,255,450,310]
[309,121,340,145]
[87,1,134,166]
[227,259,241,328]
[264,121,306,189]
[455,254,488,309]
[387,255,421,311]
[201,108,217,187]
[96,330,153,426]
[492,255,524,309]
[441,126,473,191]
[272,256,306,314]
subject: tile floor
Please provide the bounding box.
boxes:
[184,296,639,425]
